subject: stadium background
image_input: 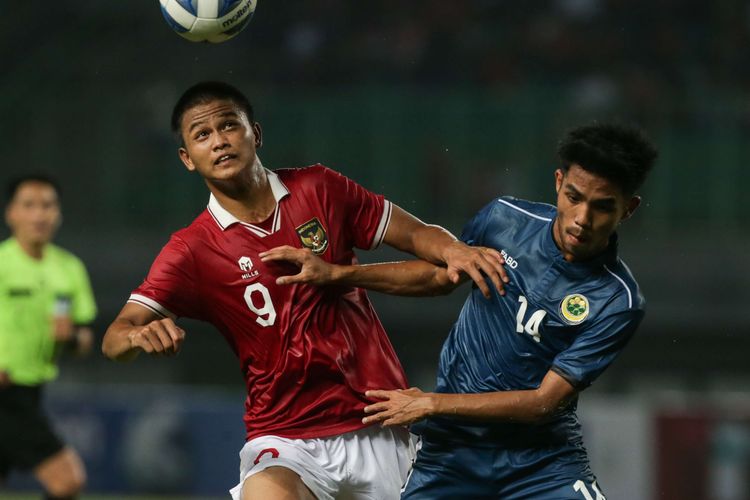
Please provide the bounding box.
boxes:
[2,1,750,498]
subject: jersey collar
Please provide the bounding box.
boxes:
[207,169,290,231]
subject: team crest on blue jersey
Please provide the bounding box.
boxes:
[296,218,329,254]
[560,294,589,324]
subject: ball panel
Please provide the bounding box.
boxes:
[196,0,219,18]
[173,0,198,16]
[160,3,192,33]
[161,0,257,43]
[189,18,222,38]
[222,10,254,37]
[164,1,198,30]
[215,0,256,34]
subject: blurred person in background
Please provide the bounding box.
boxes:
[101,81,507,500]
[0,175,97,500]
[262,122,657,499]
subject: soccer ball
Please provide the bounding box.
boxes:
[159,0,257,43]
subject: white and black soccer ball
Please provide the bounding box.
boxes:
[159,0,257,43]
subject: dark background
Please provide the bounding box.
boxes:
[2,2,749,497]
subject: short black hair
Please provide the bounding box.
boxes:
[6,174,61,205]
[170,81,255,143]
[557,122,658,195]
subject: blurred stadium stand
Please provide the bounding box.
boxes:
[2,1,749,497]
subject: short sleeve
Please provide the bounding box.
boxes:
[69,258,97,325]
[552,310,644,390]
[320,167,391,250]
[129,235,200,320]
[460,200,497,246]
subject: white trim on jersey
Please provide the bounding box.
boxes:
[497,198,553,222]
[370,200,393,250]
[127,294,177,320]
[207,169,290,233]
[603,265,633,308]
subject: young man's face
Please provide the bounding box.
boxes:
[177,99,262,182]
[5,182,61,246]
[553,164,640,262]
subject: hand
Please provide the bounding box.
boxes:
[362,387,436,426]
[72,328,94,357]
[0,371,11,388]
[259,245,335,285]
[53,315,74,342]
[442,241,508,298]
[127,317,185,356]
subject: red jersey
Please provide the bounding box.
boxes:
[129,165,408,440]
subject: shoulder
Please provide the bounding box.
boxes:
[170,210,216,246]
[471,196,555,232]
[0,238,14,257]
[46,243,84,267]
[600,258,645,312]
[273,164,335,186]
[494,196,556,222]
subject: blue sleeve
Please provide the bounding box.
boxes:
[551,310,644,390]
[460,200,498,246]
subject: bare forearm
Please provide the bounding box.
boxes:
[101,318,140,362]
[401,224,458,265]
[329,260,456,296]
[429,390,565,424]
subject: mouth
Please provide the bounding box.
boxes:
[214,153,237,166]
[566,230,589,245]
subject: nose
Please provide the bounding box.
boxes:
[212,130,230,150]
[574,204,592,228]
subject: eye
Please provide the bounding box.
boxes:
[222,120,238,130]
[194,129,209,140]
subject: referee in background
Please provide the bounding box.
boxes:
[0,175,97,500]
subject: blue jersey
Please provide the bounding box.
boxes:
[413,196,644,448]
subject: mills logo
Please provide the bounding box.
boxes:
[238,256,259,279]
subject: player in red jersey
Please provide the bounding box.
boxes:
[102,81,506,500]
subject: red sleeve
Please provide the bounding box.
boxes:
[128,235,201,320]
[319,167,392,250]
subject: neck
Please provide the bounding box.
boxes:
[16,237,46,260]
[207,159,276,224]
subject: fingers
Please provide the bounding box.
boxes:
[450,246,509,298]
[259,245,307,264]
[365,389,395,400]
[458,264,492,298]
[131,318,185,356]
[474,249,508,296]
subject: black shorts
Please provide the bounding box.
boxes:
[0,384,65,478]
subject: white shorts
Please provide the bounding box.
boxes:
[229,425,416,500]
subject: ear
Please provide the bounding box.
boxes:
[252,122,263,149]
[621,195,641,221]
[554,169,564,193]
[178,147,196,172]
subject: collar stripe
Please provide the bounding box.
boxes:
[497,199,552,222]
[603,265,633,308]
[207,169,290,232]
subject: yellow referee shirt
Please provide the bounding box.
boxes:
[0,238,96,385]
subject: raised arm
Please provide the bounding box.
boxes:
[384,205,507,297]
[260,246,459,296]
[102,303,186,362]
[362,370,577,426]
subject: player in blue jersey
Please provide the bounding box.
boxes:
[260,122,658,499]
